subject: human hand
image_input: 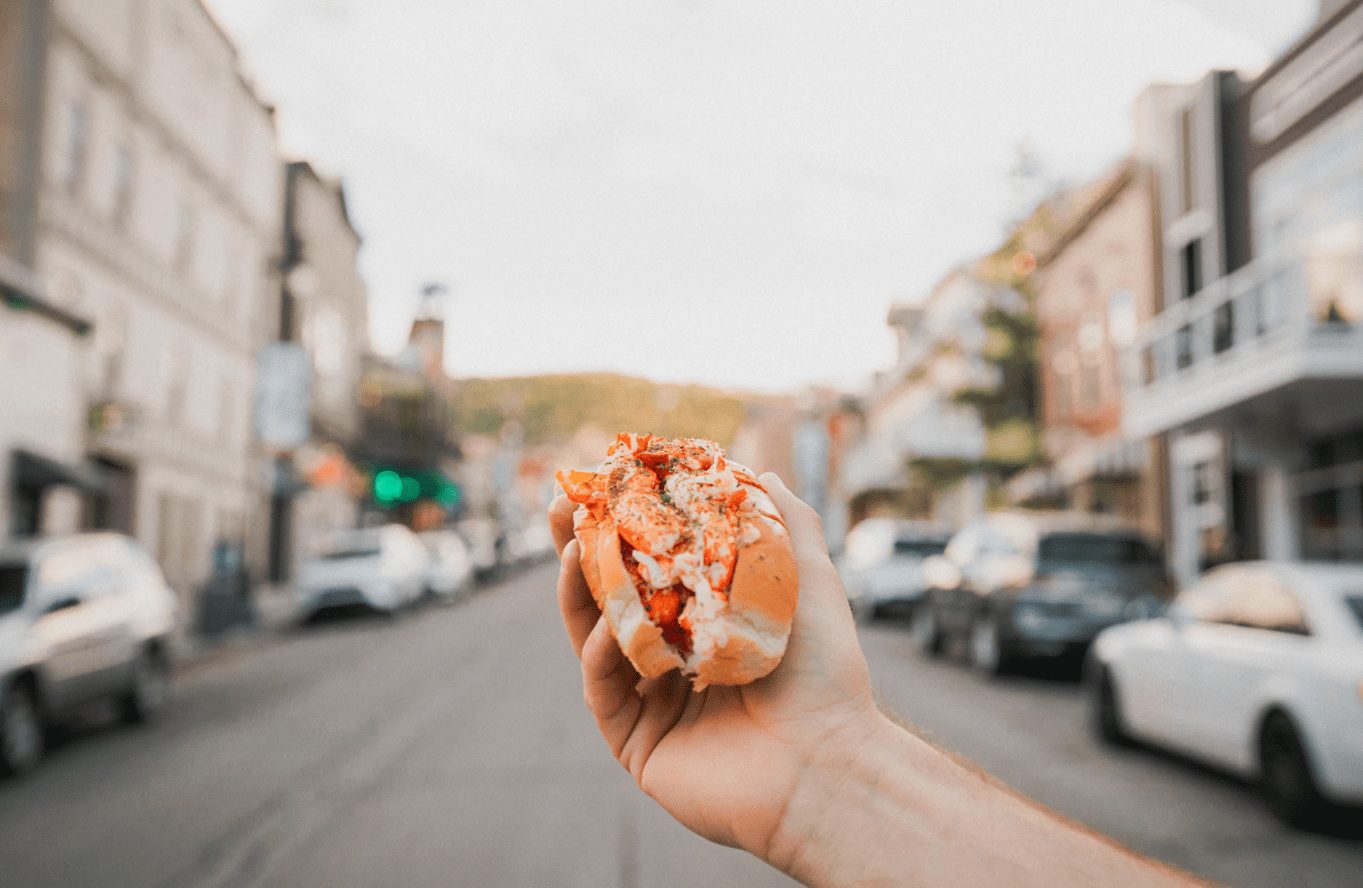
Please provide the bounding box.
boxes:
[549,472,883,867]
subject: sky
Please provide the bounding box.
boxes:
[208,0,1315,393]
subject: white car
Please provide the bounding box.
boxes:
[419,530,475,602]
[1089,561,1363,825]
[0,534,178,776]
[455,518,502,581]
[295,525,429,618]
[840,518,951,621]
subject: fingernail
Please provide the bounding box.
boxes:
[759,471,787,491]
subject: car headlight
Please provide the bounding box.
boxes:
[1013,601,1048,630]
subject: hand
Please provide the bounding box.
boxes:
[548,472,881,865]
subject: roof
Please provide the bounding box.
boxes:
[1034,160,1138,268]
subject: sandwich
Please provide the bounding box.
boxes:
[557,433,798,689]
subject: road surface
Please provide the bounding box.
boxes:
[1,562,1360,887]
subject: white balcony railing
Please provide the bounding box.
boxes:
[1124,251,1363,437]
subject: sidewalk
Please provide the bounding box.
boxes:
[172,583,299,669]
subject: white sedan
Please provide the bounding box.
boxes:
[1089,561,1363,826]
[295,526,430,618]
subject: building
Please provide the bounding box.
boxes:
[843,268,1028,527]
[0,0,284,609]
[0,258,98,538]
[1125,2,1363,584]
[1013,160,1164,539]
[268,160,369,577]
[354,297,460,531]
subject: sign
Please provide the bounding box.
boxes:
[254,342,311,451]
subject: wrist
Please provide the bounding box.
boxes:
[764,710,911,885]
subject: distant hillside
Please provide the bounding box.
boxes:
[450,373,758,446]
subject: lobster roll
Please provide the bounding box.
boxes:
[557,433,798,689]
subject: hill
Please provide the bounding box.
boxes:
[450,373,759,446]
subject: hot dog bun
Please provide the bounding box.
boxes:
[558,433,797,689]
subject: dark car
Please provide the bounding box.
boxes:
[914,512,1168,675]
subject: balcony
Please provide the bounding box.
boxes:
[1124,252,1363,437]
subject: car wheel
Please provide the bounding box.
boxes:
[1259,713,1327,827]
[1090,666,1131,747]
[0,682,44,777]
[121,646,170,724]
[969,616,1012,676]
[913,606,943,657]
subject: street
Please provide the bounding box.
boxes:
[2,563,1361,888]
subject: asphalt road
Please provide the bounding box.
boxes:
[2,562,1361,887]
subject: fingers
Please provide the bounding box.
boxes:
[549,493,576,555]
[581,617,643,759]
[557,540,598,657]
[618,671,689,781]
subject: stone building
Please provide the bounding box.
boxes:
[0,0,283,607]
[1016,160,1165,540]
[1125,1,1363,583]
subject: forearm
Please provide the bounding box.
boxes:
[766,714,1201,888]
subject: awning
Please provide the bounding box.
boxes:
[11,449,106,493]
[0,254,92,335]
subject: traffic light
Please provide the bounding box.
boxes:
[370,467,460,508]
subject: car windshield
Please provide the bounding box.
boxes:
[0,563,27,615]
[320,537,381,560]
[1345,596,1363,633]
[1037,533,1157,566]
[893,539,947,558]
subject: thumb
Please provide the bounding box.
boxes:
[759,472,834,580]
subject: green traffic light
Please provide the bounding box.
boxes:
[374,469,403,503]
[435,479,460,507]
[399,476,421,502]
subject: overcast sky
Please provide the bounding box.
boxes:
[209,0,1315,393]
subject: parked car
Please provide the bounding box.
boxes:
[419,530,475,602]
[507,519,555,567]
[841,518,951,620]
[294,525,429,619]
[455,518,502,582]
[916,512,1167,674]
[0,533,178,776]
[1088,561,1363,826]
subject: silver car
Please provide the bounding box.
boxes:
[0,533,178,776]
[841,518,952,621]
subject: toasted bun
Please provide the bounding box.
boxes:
[568,477,797,689]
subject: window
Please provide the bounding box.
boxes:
[174,200,197,274]
[1212,301,1234,354]
[61,101,90,190]
[112,143,136,224]
[1038,534,1158,566]
[1175,324,1194,370]
[1180,239,1203,299]
[1178,106,1196,214]
[893,538,948,558]
[1345,596,1363,632]
[0,564,27,615]
[1107,288,1137,348]
[1079,360,1102,411]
